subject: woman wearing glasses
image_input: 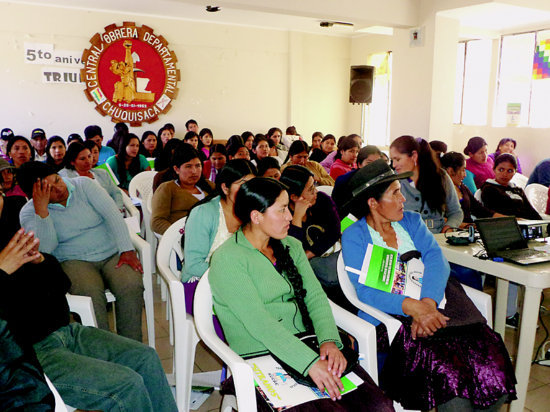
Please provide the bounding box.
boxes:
[481,153,541,220]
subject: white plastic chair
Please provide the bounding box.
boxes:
[316,185,334,196]
[511,172,528,189]
[336,253,492,412]
[156,217,201,412]
[194,270,379,412]
[525,183,550,219]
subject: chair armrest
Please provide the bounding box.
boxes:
[329,300,378,384]
[66,293,97,327]
[129,232,152,276]
[461,283,493,328]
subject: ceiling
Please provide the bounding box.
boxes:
[5,0,550,37]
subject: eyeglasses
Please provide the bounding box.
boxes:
[496,167,515,174]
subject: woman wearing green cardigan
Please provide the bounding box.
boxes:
[209,177,393,411]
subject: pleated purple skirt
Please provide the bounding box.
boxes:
[380,320,517,410]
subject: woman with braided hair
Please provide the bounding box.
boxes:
[209,177,393,411]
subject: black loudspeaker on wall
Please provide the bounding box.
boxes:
[349,65,374,104]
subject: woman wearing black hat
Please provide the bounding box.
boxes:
[341,159,516,412]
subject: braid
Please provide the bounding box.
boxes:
[269,238,314,332]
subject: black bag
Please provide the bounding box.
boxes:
[271,329,359,387]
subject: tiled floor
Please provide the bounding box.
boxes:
[139,278,550,411]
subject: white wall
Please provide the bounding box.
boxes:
[0,3,351,142]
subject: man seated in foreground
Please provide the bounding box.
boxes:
[0,228,178,411]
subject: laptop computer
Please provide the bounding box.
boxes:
[475,216,550,265]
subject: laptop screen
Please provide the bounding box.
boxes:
[476,217,528,254]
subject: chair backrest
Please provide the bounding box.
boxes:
[336,253,402,341]
[156,217,199,412]
[511,172,528,189]
[525,183,549,216]
[157,216,186,277]
[128,170,157,201]
[194,272,258,412]
[316,185,333,196]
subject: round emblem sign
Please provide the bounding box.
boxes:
[81,22,180,126]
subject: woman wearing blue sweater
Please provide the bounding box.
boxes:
[341,159,515,412]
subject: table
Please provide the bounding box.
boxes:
[435,234,550,412]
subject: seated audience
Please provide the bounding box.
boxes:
[441,151,503,226]
[464,136,494,189]
[357,145,383,167]
[321,135,346,172]
[0,228,177,412]
[202,143,227,182]
[183,131,200,150]
[158,125,173,147]
[310,131,323,152]
[198,128,213,159]
[341,159,516,411]
[106,133,151,191]
[164,122,176,138]
[256,156,281,179]
[227,142,250,161]
[7,135,34,168]
[209,177,394,411]
[527,158,550,187]
[390,136,463,233]
[151,144,215,235]
[0,128,14,160]
[59,142,123,210]
[84,140,100,167]
[267,127,288,165]
[241,131,254,151]
[481,154,541,220]
[186,119,199,133]
[139,130,160,159]
[281,141,334,186]
[282,125,301,148]
[153,139,183,192]
[489,138,522,174]
[251,134,270,165]
[0,158,26,197]
[329,135,360,180]
[30,128,48,162]
[45,136,66,172]
[182,159,257,284]
[18,161,145,341]
[310,134,336,163]
[84,125,115,166]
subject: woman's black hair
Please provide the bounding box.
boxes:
[140,130,161,158]
[115,133,141,188]
[45,136,66,168]
[495,138,517,155]
[172,143,212,193]
[284,140,309,164]
[440,151,465,171]
[108,123,129,153]
[215,159,257,199]
[225,134,244,149]
[6,136,35,163]
[67,133,83,145]
[252,134,268,150]
[235,177,313,332]
[64,142,88,170]
[266,127,282,140]
[241,131,254,142]
[257,156,280,177]
[321,134,335,143]
[493,153,517,170]
[83,140,98,152]
[209,143,227,159]
[154,139,183,171]
[390,135,446,213]
[279,165,313,198]
[335,135,360,160]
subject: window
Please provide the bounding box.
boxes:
[495,29,550,127]
[454,40,492,125]
[363,51,392,146]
